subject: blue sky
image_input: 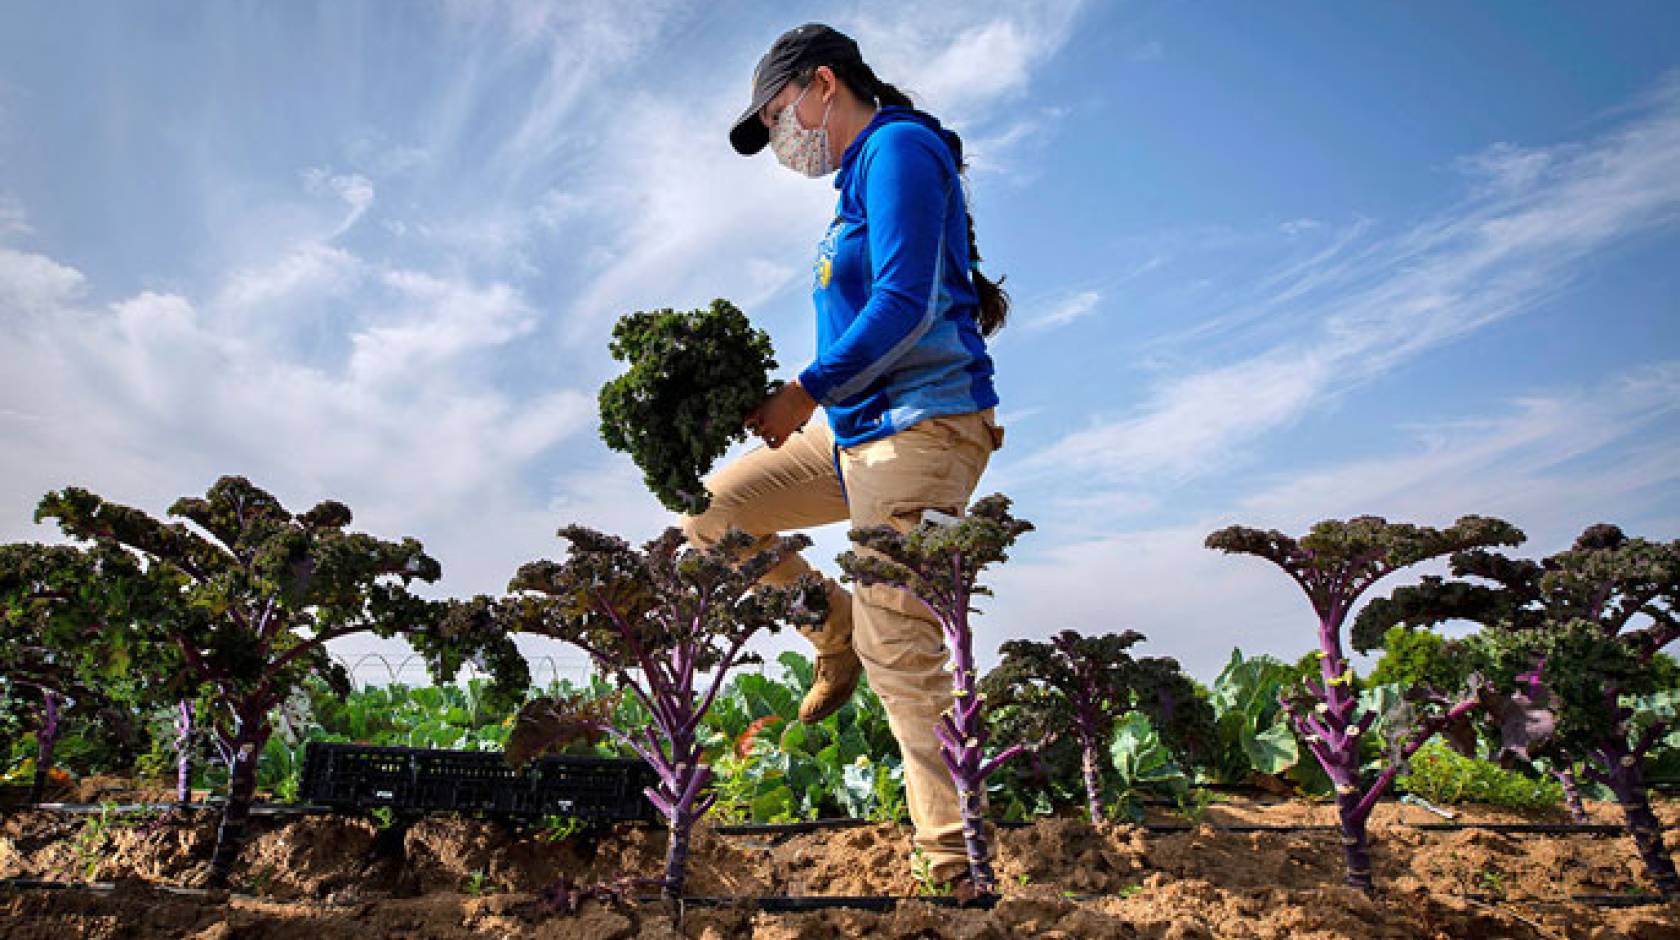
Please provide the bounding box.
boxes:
[2,1,1677,684]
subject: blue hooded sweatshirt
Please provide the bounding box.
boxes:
[796,106,999,449]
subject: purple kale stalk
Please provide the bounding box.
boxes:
[836,493,1033,894]
[501,525,826,899]
[1206,515,1526,891]
[1356,525,1680,895]
[983,629,1211,823]
[175,699,196,808]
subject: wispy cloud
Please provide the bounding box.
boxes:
[0,193,29,241]
[1018,76,1680,485]
[847,0,1087,127]
[1277,217,1322,237]
[301,168,376,239]
[0,244,86,317]
[1026,289,1102,331]
[1130,40,1165,63]
[555,1,1095,347]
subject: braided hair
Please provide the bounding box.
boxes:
[790,61,1011,338]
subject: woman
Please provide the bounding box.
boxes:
[681,23,1009,889]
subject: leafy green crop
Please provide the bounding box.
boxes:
[598,299,779,514]
[1397,741,1562,812]
[1205,649,1300,781]
[983,629,1210,823]
[1108,711,1190,821]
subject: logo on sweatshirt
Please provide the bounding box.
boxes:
[814,217,843,290]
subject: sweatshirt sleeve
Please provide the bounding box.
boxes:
[798,126,954,405]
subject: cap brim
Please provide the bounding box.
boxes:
[729,90,777,155]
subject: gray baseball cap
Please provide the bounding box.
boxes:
[730,23,863,156]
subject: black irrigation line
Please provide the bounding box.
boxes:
[23,802,336,817]
[3,878,1672,912]
[18,804,1637,838]
[1410,822,1626,835]
[712,817,1631,838]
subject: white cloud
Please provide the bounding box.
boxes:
[1456,141,1554,194]
[1025,289,1102,331]
[845,0,1087,126]
[1019,79,1680,487]
[348,269,537,386]
[343,130,431,177]
[0,193,30,241]
[0,246,86,317]
[1278,217,1322,237]
[214,241,363,311]
[301,167,376,238]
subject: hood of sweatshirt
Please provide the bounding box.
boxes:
[834,106,962,191]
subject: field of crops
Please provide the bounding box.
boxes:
[5,654,1680,938]
[6,477,1680,937]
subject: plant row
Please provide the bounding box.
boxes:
[4,478,1678,898]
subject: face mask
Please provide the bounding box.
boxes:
[768,83,835,178]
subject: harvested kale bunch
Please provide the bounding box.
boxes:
[598,299,778,514]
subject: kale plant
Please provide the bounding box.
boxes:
[0,542,172,803]
[836,493,1033,894]
[36,476,529,886]
[1205,514,1529,890]
[982,629,1211,822]
[499,524,826,898]
[598,299,779,514]
[1354,524,1680,894]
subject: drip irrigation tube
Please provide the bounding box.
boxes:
[3,878,1671,911]
[712,817,1627,838]
[1410,822,1625,835]
[18,805,1638,838]
[25,802,335,817]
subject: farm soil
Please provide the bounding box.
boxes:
[2,797,1678,938]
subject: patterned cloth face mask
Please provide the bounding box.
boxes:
[768,83,836,178]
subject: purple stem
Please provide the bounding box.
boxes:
[1555,767,1588,824]
[205,717,271,888]
[1602,735,1680,896]
[926,556,1018,893]
[176,699,195,807]
[28,689,61,804]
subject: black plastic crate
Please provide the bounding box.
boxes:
[299,743,657,822]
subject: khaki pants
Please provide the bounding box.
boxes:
[680,408,1003,881]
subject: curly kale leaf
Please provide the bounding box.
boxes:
[598,299,778,514]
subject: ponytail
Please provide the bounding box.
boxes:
[794,59,1011,338]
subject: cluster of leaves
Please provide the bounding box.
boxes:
[982,629,1211,823]
[31,476,528,886]
[1356,524,1680,895]
[1396,741,1564,812]
[499,523,826,898]
[597,299,779,514]
[704,652,904,823]
[837,494,1033,893]
[1206,514,1530,892]
[1202,649,1302,786]
[1106,711,1195,819]
[0,541,179,802]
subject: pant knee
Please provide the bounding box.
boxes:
[678,512,708,548]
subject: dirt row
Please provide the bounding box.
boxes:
[3,797,1678,938]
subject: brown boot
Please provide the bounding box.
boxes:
[799,648,862,724]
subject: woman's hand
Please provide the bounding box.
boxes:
[744,379,817,448]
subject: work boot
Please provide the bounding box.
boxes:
[799,648,862,724]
